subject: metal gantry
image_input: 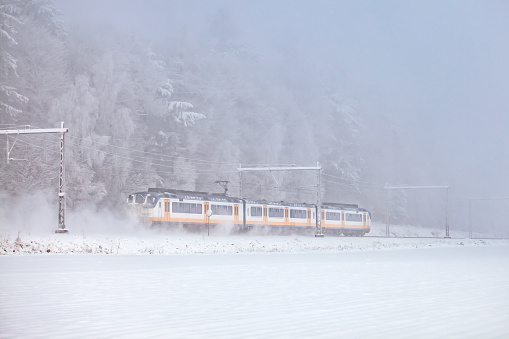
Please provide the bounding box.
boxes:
[237,163,324,237]
[385,184,450,238]
[1,122,69,233]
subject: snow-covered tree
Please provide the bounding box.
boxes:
[49,75,108,206]
[0,0,28,121]
[320,92,367,202]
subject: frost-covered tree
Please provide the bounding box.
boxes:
[0,0,28,121]
[0,0,70,199]
[50,75,108,206]
[319,92,367,203]
[18,0,66,37]
[388,189,409,225]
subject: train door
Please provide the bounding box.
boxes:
[234,204,239,225]
[363,213,367,226]
[204,202,210,224]
[164,200,170,222]
[321,210,325,228]
[307,209,311,227]
[284,207,289,226]
[263,206,268,225]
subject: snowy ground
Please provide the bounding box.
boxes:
[1,222,508,338]
[0,222,506,255]
[1,247,508,338]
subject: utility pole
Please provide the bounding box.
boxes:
[315,163,323,237]
[238,164,242,199]
[56,122,67,233]
[1,122,69,233]
[237,163,323,237]
[385,184,389,236]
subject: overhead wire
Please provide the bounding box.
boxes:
[2,132,390,191]
[20,133,238,175]
[31,126,237,166]
[29,126,325,171]
[322,172,385,188]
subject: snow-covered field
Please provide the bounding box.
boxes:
[0,222,505,255]
[1,222,508,338]
[1,246,508,338]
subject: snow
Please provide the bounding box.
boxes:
[1,247,508,338]
[1,223,508,338]
[0,222,505,255]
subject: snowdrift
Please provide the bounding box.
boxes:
[1,222,507,255]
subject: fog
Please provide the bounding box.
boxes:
[2,0,508,235]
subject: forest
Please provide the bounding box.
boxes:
[1,0,417,224]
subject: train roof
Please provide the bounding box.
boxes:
[321,202,359,210]
[245,200,315,208]
[131,189,370,214]
[147,188,243,203]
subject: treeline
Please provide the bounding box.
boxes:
[0,1,408,222]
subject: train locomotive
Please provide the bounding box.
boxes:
[128,188,371,236]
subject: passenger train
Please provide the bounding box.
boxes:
[128,188,371,236]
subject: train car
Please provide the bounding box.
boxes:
[286,202,316,230]
[127,188,242,229]
[243,200,317,233]
[128,188,371,236]
[321,202,371,236]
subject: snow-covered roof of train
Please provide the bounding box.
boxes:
[244,200,315,208]
[321,202,371,216]
[132,189,370,214]
[147,188,243,203]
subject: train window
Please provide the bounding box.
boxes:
[290,209,306,219]
[346,213,363,222]
[251,207,262,217]
[135,194,145,204]
[172,202,203,214]
[211,204,233,215]
[326,212,341,221]
[128,195,134,203]
[269,208,284,218]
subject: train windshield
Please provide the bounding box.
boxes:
[135,194,146,204]
[146,195,156,205]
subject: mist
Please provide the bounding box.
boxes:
[1,0,508,235]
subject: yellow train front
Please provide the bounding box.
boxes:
[128,188,371,236]
[127,189,243,230]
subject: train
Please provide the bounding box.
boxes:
[128,188,371,236]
